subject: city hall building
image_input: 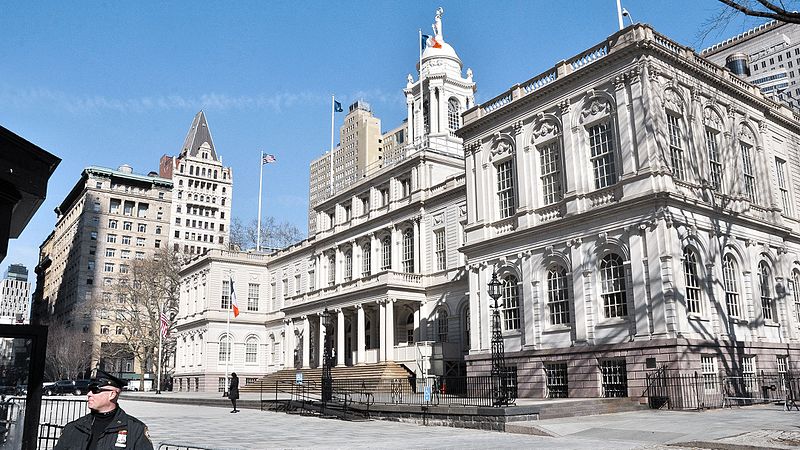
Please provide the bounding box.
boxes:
[174,16,800,398]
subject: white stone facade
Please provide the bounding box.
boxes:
[458,24,800,397]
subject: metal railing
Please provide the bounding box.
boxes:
[4,397,88,449]
[644,370,798,410]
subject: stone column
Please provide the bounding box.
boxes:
[378,301,386,362]
[391,226,400,271]
[385,299,395,361]
[302,316,310,369]
[413,218,421,273]
[629,225,651,340]
[335,246,342,284]
[337,309,345,366]
[406,96,415,142]
[357,304,366,364]
[318,313,326,368]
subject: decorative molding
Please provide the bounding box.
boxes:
[580,98,612,123]
[559,99,571,114]
[663,87,683,114]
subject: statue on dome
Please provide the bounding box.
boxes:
[433,7,444,40]
[407,73,414,87]
[466,68,473,81]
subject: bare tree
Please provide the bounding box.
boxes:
[229,216,304,251]
[45,320,93,381]
[107,248,181,390]
[717,1,800,23]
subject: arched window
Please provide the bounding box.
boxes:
[547,266,570,325]
[704,107,724,192]
[447,98,461,131]
[722,254,741,317]
[758,261,775,322]
[219,335,231,363]
[739,127,757,203]
[600,254,627,318]
[362,243,371,277]
[344,248,353,282]
[402,229,414,272]
[502,275,521,331]
[437,309,448,342]
[381,236,391,270]
[245,336,258,364]
[423,100,430,134]
[683,248,702,315]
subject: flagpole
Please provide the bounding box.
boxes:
[616,0,624,30]
[224,275,231,397]
[156,306,164,394]
[256,151,264,252]
[329,95,335,195]
[418,29,424,144]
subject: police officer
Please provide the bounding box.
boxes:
[55,370,154,450]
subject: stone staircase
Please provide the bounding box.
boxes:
[239,362,414,393]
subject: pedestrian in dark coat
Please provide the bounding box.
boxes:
[229,372,240,413]
[55,370,153,450]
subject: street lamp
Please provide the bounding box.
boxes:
[487,271,508,406]
[321,308,333,405]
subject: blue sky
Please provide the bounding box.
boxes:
[0,0,767,280]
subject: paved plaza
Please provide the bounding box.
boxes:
[115,398,800,449]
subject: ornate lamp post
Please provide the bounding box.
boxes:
[487,271,508,406]
[321,308,333,405]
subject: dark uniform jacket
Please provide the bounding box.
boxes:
[54,407,154,450]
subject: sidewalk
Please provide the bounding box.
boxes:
[120,391,800,449]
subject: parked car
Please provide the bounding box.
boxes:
[44,379,91,396]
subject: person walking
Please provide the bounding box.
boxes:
[229,372,240,413]
[55,369,153,450]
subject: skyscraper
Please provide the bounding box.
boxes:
[0,264,31,324]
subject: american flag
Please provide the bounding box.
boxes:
[262,154,277,164]
[160,312,169,338]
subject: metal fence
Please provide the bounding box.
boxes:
[644,369,798,410]
[2,397,88,449]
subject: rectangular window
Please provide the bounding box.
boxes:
[247,283,259,311]
[362,245,371,277]
[344,252,353,281]
[107,234,117,243]
[108,219,118,229]
[218,378,226,393]
[136,237,145,247]
[434,229,446,271]
[539,141,563,205]
[271,282,277,311]
[705,129,723,191]
[666,113,685,181]
[545,363,568,398]
[496,160,515,219]
[137,223,146,233]
[400,177,412,198]
[105,248,116,258]
[104,262,114,273]
[742,356,757,394]
[121,235,131,245]
[123,221,132,231]
[109,199,120,214]
[600,359,628,398]
[308,270,315,292]
[328,254,336,285]
[701,356,718,392]
[343,204,352,222]
[221,280,231,310]
[776,158,792,215]
[246,341,257,364]
[589,122,617,189]
[741,143,757,202]
[123,201,134,216]
[380,187,390,207]
[295,274,301,295]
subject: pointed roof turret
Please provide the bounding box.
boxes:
[180,111,218,160]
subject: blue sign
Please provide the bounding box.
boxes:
[423,385,431,402]
[295,372,303,385]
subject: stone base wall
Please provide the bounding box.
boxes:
[465,338,800,398]
[172,371,268,393]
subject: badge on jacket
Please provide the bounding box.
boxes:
[115,430,127,448]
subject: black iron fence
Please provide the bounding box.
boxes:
[644,369,798,410]
[3,397,87,449]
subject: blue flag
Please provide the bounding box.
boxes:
[334,100,343,113]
